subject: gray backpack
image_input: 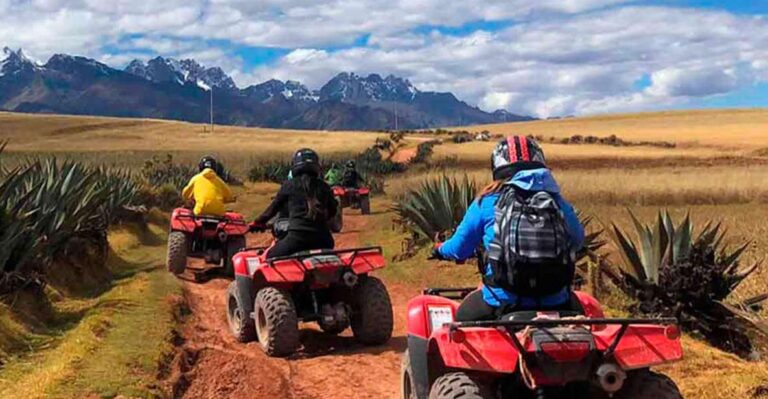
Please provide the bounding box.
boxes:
[486,187,574,297]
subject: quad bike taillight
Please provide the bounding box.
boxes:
[665,325,681,340]
[449,328,466,343]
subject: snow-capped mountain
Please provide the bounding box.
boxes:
[0,48,533,129]
[319,72,418,103]
[125,57,237,91]
[0,47,38,77]
[243,79,317,103]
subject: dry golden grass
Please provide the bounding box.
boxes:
[458,108,768,150]
[0,112,380,155]
[387,164,768,206]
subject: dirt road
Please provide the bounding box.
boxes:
[169,212,411,399]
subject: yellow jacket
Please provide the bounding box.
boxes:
[182,168,234,216]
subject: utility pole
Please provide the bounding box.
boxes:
[394,102,398,131]
[210,87,214,134]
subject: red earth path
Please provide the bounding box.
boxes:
[168,211,414,399]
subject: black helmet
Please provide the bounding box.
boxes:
[491,135,546,180]
[345,160,355,169]
[291,148,321,176]
[199,155,218,172]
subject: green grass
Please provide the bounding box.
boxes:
[0,222,180,399]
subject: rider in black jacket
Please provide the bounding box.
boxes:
[341,160,363,188]
[253,149,338,258]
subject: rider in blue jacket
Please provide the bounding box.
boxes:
[433,136,585,321]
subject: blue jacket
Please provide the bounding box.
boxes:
[438,168,585,308]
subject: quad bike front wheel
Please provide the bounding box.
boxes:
[429,372,494,399]
[224,236,246,276]
[166,231,189,275]
[615,370,683,399]
[360,195,371,215]
[401,349,417,399]
[351,276,393,345]
[254,287,300,357]
[226,281,255,342]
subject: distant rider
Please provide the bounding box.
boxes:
[182,155,235,216]
[252,149,338,258]
[325,162,343,186]
[431,136,585,321]
[341,160,363,188]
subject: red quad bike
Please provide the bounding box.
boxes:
[333,186,371,215]
[225,227,394,357]
[401,288,684,399]
[166,207,250,277]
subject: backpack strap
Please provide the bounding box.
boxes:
[485,185,519,289]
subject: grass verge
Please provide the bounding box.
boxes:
[0,219,180,399]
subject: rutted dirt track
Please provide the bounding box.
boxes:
[171,212,411,399]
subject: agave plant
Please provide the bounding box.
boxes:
[248,159,292,183]
[610,210,767,357]
[141,154,197,190]
[0,155,143,294]
[393,174,478,243]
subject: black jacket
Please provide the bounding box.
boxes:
[257,177,338,233]
[342,168,362,188]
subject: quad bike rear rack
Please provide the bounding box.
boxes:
[448,317,678,358]
[175,213,247,225]
[423,287,476,300]
[241,246,383,266]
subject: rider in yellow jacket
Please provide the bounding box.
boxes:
[182,156,235,216]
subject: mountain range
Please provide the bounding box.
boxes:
[0,47,533,130]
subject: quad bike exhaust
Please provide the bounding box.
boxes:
[319,303,351,332]
[342,271,359,287]
[595,363,627,394]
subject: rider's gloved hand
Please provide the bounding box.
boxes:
[249,221,267,233]
[428,242,446,261]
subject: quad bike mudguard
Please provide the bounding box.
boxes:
[405,290,684,399]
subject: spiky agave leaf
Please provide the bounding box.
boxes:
[393,174,477,243]
[609,223,647,282]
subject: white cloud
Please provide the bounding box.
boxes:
[1,1,767,117]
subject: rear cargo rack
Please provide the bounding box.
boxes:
[449,317,678,358]
[265,246,381,261]
[423,287,476,300]
[176,213,247,225]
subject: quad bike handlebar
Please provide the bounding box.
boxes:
[249,221,268,233]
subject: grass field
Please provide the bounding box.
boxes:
[1,109,768,398]
[457,108,768,150]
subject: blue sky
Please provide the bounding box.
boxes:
[1,0,767,117]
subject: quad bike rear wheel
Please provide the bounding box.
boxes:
[360,195,371,215]
[351,276,393,345]
[224,236,246,276]
[429,372,494,399]
[254,287,300,357]
[167,231,189,275]
[226,281,255,342]
[615,370,683,399]
[401,349,417,399]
